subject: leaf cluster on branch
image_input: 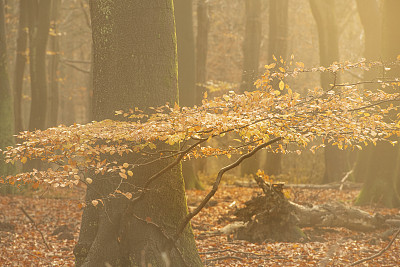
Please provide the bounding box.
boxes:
[1,59,400,202]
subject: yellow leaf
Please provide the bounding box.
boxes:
[279,80,285,91]
[21,157,27,164]
[265,63,276,69]
[86,178,93,184]
[119,172,127,179]
[123,163,129,168]
[92,200,99,206]
[127,170,133,177]
[272,55,277,61]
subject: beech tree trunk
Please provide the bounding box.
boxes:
[13,0,28,134]
[74,1,202,266]
[264,0,289,177]
[0,0,14,177]
[310,0,348,183]
[27,0,51,131]
[355,0,400,208]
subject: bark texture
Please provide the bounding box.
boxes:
[74,1,202,266]
[310,0,348,183]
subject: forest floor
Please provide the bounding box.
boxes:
[0,186,399,266]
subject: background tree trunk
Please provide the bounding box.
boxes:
[47,0,61,127]
[310,0,348,183]
[194,0,209,175]
[240,0,262,177]
[264,0,289,177]
[355,0,400,208]
[13,0,28,134]
[175,0,203,190]
[74,1,202,266]
[0,0,15,177]
[353,0,382,183]
[27,0,51,131]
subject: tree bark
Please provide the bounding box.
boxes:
[27,0,51,131]
[0,0,14,176]
[13,0,28,134]
[355,0,400,208]
[310,0,348,184]
[264,0,289,177]
[74,1,202,266]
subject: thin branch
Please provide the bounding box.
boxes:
[20,207,51,250]
[172,137,282,243]
[350,227,400,266]
[60,60,90,74]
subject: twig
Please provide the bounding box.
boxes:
[206,255,243,262]
[350,227,400,266]
[200,248,270,258]
[173,137,282,243]
[20,207,51,250]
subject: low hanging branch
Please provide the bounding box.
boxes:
[2,59,400,263]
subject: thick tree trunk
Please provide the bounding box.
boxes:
[74,1,202,266]
[356,0,400,208]
[27,0,51,131]
[0,0,14,177]
[310,0,348,184]
[264,0,289,177]
[13,0,28,134]
[47,0,61,127]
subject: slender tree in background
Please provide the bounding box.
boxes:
[196,0,209,105]
[240,0,262,94]
[195,0,209,175]
[355,0,400,208]
[13,0,28,134]
[47,0,61,127]
[27,0,51,131]
[175,0,203,189]
[310,0,348,183]
[353,0,382,183]
[240,0,262,177]
[74,1,202,266]
[264,0,289,176]
[0,0,14,176]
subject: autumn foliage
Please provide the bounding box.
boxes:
[2,59,400,204]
